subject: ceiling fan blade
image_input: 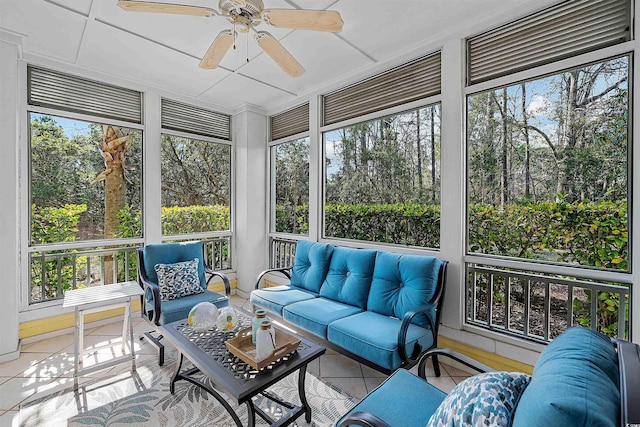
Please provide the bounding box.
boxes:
[255,31,304,78]
[199,30,235,69]
[117,1,213,17]
[261,9,343,32]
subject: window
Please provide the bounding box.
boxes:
[324,104,441,247]
[160,134,231,235]
[271,137,310,235]
[28,113,142,303]
[467,55,629,270]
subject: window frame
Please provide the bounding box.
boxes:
[159,127,234,242]
[319,95,443,251]
[464,41,634,283]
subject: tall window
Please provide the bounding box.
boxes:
[324,104,441,248]
[161,135,231,235]
[271,137,309,235]
[29,113,142,303]
[467,56,629,270]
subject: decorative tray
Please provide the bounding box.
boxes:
[225,327,301,370]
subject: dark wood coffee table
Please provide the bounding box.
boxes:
[159,307,325,427]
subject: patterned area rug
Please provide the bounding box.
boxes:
[19,359,357,426]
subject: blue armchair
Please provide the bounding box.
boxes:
[137,241,231,365]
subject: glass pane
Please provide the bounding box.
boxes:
[467,56,629,271]
[29,114,142,244]
[272,137,309,235]
[161,134,231,234]
[324,104,441,247]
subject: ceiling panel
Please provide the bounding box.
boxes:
[240,30,372,101]
[77,20,230,97]
[46,0,93,16]
[0,0,87,63]
[198,73,293,108]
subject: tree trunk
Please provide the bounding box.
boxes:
[521,84,532,200]
[100,125,129,285]
[430,107,436,203]
[416,110,423,200]
[500,88,509,208]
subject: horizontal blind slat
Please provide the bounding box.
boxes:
[323,52,440,125]
[271,103,309,141]
[467,0,630,85]
[28,66,142,123]
[161,98,231,140]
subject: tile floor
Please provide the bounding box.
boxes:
[0,295,470,426]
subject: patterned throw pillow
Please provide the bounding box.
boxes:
[428,371,531,427]
[154,258,204,301]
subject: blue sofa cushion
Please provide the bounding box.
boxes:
[327,311,434,371]
[249,285,317,316]
[368,251,441,328]
[157,289,228,325]
[429,372,531,427]
[143,241,206,288]
[155,258,204,301]
[337,369,446,427]
[319,247,377,309]
[512,327,620,427]
[289,240,334,293]
[283,298,362,339]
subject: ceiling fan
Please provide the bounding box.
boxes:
[117,0,344,77]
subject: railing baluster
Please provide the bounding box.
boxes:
[505,273,510,331]
[487,272,493,326]
[472,267,478,323]
[40,253,46,302]
[590,289,598,331]
[544,281,550,341]
[56,256,62,298]
[523,278,530,337]
[618,290,626,339]
[72,253,77,290]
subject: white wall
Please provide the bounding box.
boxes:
[0,36,21,361]
[233,105,268,297]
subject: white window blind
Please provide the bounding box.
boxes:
[270,103,309,141]
[323,52,441,126]
[161,98,231,140]
[28,66,142,123]
[467,0,631,85]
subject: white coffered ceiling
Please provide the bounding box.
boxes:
[0,0,554,113]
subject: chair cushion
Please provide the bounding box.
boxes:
[157,289,229,325]
[290,240,334,293]
[283,298,362,339]
[512,326,620,427]
[428,371,531,427]
[327,311,433,371]
[337,369,446,427]
[142,241,206,287]
[154,258,204,301]
[319,247,377,309]
[249,285,317,316]
[368,251,442,328]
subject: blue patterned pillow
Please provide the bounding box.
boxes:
[428,371,531,427]
[154,258,204,301]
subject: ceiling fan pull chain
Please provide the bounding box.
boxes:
[246,32,249,63]
[233,22,237,49]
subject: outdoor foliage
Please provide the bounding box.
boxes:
[273,138,309,234]
[161,205,230,235]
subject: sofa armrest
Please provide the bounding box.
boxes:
[397,302,437,365]
[417,347,495,379]
[337,411,392,427]
[254,266,293,289]
[204,267,231,296]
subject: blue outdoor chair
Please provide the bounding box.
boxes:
[137,241,230,365]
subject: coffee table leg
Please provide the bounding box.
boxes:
[298,365,312,423]
[245,401,256,427]
[170,353,184,394]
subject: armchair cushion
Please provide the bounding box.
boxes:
[142,241,207,287]
[155,258,204,301]
[327,311,434,371]
[428,371,531,427]
[368,252,442,328]
[290,240,334,293]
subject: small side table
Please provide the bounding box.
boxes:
[62,281,143,389]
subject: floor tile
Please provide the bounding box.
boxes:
[21,334,75,354]
[320,354,363,378]
[0,352,51,377]
[425,375,457,394]
[360,364,386,378]
[363,376,385,393]
[17,352,75,379]
[0,377,56,410]
[441,363,472,378]
[323,377,368,400]
[451,376,470,385]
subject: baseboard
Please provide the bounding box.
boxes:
[438,336,534,375]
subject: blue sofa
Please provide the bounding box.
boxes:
[250,240,448,373]
[338,327,640,427]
